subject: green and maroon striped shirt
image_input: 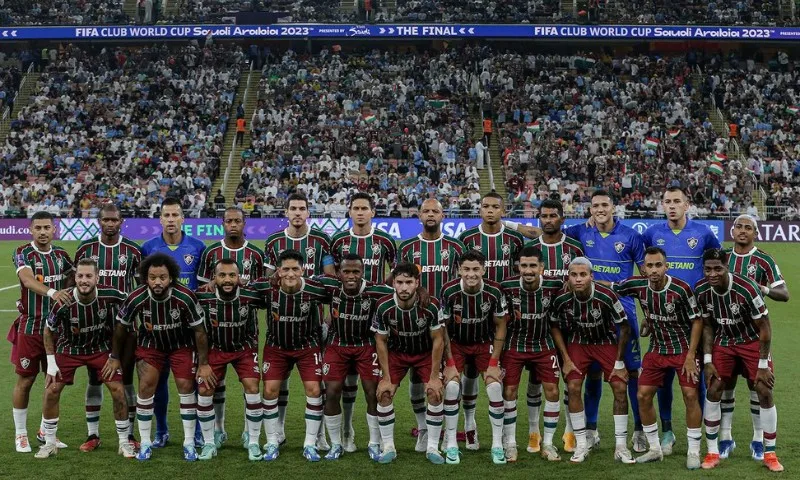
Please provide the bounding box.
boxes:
[501,277,564,352]
[372,296,443,355]
[331,227,396,284]
[614,275,700,355]
[726,246,785,290]
[318,276,394,347]
[397,234,465,297]
[523,234,585,279]
[46,287,127,355]
[75,236,142,293]
[549,283,627,345]
[439,278,507,345]
[14,242,74,335]
[255,278,331,350]
[198,240,266,285]
[695,273,768,346]
[264,228,332,278]
[116,283,204,351]
[458,225,524,284]
[197,286,265,352]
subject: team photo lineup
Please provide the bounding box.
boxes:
[7,188,786,472]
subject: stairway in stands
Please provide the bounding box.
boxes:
[208,66,261,208]
[0,67,39,143]
[489,122,508,201]
[339,0,356,15]
[122,0,139,22]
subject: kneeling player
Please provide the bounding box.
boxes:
[439,251,508,465]
[196,259,265,461]
[612,247,703,468]
[696,249,783,472]
[373,263,445,464]
[36,259,135,459]
[550,258,634,464]
[500,246,564,462]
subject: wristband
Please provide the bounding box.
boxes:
[614,360,625,370]
[488,358,499,368]
[758,358,769,369]
[704,354,713,364]
[761,285,770,296]
[503,220,520,231]
[446,358,456,368]
[47,288,56,299]
[109,353,119,360]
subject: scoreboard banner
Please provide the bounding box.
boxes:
[0,24,794,41]
[0,217,735,242]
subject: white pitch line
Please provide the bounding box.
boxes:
[0,284,18,292]
[0,309,18,312]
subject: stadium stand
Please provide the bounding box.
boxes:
[0,0,129,26]
[0,43,244,218]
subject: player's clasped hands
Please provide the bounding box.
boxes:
[53,288,72,305]
[426,376,443,404]
[377,377,396,402]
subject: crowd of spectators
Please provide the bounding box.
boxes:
[0,43,244,218]
[478,50,762,219]
[0,0,128,26]
[713,51,800,220]
[0,63,22,113]
[234,47,485,218]
[597,0,785,26]
[391,0,561,23]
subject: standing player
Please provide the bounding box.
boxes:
[611,247,704,468]
[141,197,206,448]
[720,214,789,461]
[195,259,265,461]
[500,246,565,462]
[264,193,335,448]
[642,187,720,454]
[10,211,74,453]
[35,259,134,459]
[563,190,645,452]
[330,192,396,448]
[439,250,508,465]
[109,253,214,462]
[456,191,525,450]
[397,198,464,448]
[74,204,142,451]
[549,258,634,464]
[259,250,332,463]
[520,199,584,453]
[197,207,266,448]
[695,249,783,472]
[372,262,445,464]
[318,253,394,460]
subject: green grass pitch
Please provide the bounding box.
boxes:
[0,240,797,479]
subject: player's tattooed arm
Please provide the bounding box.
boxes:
[683,317,703,384]
[103,323,128,381]
[442,334,458,382]
[766,284,789,302]
[193,323,218,389]
[504,221,542,240]
[701,316,719,384]
[17,267,72,304]
[755,314,775,389]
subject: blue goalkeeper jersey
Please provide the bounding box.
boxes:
[642,219,721,289]
[141,232,206,290]
[565,220,645,316]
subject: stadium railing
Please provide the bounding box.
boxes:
[0,62,32,135]
[222,60,255,195]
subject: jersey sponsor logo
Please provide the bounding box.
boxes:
[592,265,621,274]
[302,263,316,271]
[144,321,154,332]
[421,265,448,273]
[99,270,126,277]
[177,277,190,286]
[687,237,699,249]
[184,254,195,266]
[118,254,127,266]
[614,242,625,253]
[363,259,381,266]
[667,261,694,270]
[70,318,80,334]
[747,264,757,277]
[485,260,510,267]
[371,244,382,257]
[544,269,568,277]
[501,244,511,256]
[441,250,450,260]
[41,274,65,283]
[305,247,316,259]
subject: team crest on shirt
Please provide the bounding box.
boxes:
[243,258,252,271]
[614,242,625,254]
[361,299,372,311]
[118,255,127,266]
[98,308,107,319]
[441,250,450,261]
[20,357,30,369]
[562,253,572,265]
[57,257,64,269]
[542,296,550,308]
[687,237,699,250]
[184,254,195,266]
[747,264,757,277]
[300,302,310,313]
[656,239,666,247]
[730,304,740,316]
[416,316,427,328]
[591,308,601,319]
[262,362,270,374]
[371,244,382,257]
[170,309,180,320]
[305,247,316,259]
[665,303,675,314]
[239,306,249,317]
[481,302,491,313]
[501,244,511,256]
